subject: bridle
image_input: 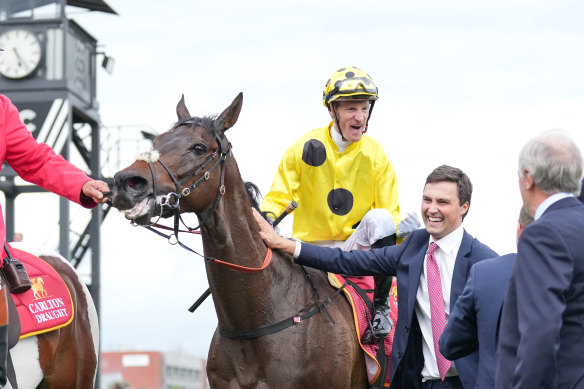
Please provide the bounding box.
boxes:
[136,122,273,273]
[150,130,230,240]
[128,120,343,340]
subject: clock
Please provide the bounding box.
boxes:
[0,29,42,79]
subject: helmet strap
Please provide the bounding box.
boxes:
[331,103,348,142]
[363,100,375,134]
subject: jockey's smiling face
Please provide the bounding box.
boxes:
[329,100,370,143]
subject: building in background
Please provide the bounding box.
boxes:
[101,351,209,389]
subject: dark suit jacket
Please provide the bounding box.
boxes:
[439,253,516,389]
[297,228,497,389]
[495,197,584,389]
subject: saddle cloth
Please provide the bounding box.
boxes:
[329,273,398,387]
[3,245,74,339]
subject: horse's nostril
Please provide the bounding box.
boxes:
[127,176,147,190]
[114,170,149,194]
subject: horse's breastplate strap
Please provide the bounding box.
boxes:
[3,247,74,339]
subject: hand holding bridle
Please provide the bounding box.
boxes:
[82,180,111,204]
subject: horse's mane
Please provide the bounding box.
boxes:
[244,181,280,223]
[244,181,262,211]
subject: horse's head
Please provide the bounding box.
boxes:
[111,93,243,225]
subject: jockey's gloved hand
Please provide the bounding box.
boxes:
[397,212,421,238]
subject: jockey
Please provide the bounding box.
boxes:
[261,66,419,343]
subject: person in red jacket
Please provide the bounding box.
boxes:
[0,93,110,388]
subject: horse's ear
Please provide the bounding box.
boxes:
[176,94,191,121]
[216,92,243,133]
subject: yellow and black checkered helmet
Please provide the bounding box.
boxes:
[323,67,379,107]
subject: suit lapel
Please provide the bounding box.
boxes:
[405,233,431,321]
[408,246,427,312]
[450,230,472,309]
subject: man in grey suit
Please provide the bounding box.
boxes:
[438,207,533,389]
[254,165,497,389]
[496,129,584,389]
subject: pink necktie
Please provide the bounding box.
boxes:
[426,242,452,381]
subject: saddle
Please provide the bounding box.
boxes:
[0,244,75,389]
[329,273,397,388]
[2,244,74,339]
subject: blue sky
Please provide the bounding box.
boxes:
[9,0,584,358]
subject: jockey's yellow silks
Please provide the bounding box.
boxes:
[261,123,401,243]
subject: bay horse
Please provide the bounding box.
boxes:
[5,243,99,389]
[110,93,369,388]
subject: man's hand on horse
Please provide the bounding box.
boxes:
[252,208,296,255]
[82,180,111,204]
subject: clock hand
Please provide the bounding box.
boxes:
[11,47,28,70]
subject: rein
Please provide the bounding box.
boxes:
[132,124,339,339]
[143,222,274,272]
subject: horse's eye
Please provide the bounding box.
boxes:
[191,144,207,155]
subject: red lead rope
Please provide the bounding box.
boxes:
[209,247,273,273]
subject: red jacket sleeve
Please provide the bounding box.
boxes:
[0,95,95,208]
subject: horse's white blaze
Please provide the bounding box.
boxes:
[6,337,42,389]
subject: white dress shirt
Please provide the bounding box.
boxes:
[417,225,463,381]
[534,192,574,220]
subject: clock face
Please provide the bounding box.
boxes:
[0,29,42,79]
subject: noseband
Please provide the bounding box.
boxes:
[142,130,231,243]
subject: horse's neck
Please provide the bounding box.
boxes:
[198,171,264,263]
[197,158,265,268]
[198,156,265,261]
[200,200,264,265]
[198,168,304,331]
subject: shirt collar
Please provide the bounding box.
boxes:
[534,192,574,220]
[428,224,464,255]
[329,122,353,153]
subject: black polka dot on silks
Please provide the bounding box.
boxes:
[302,139,327,167]
[345,71,355,78]
[327,188,353,216]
